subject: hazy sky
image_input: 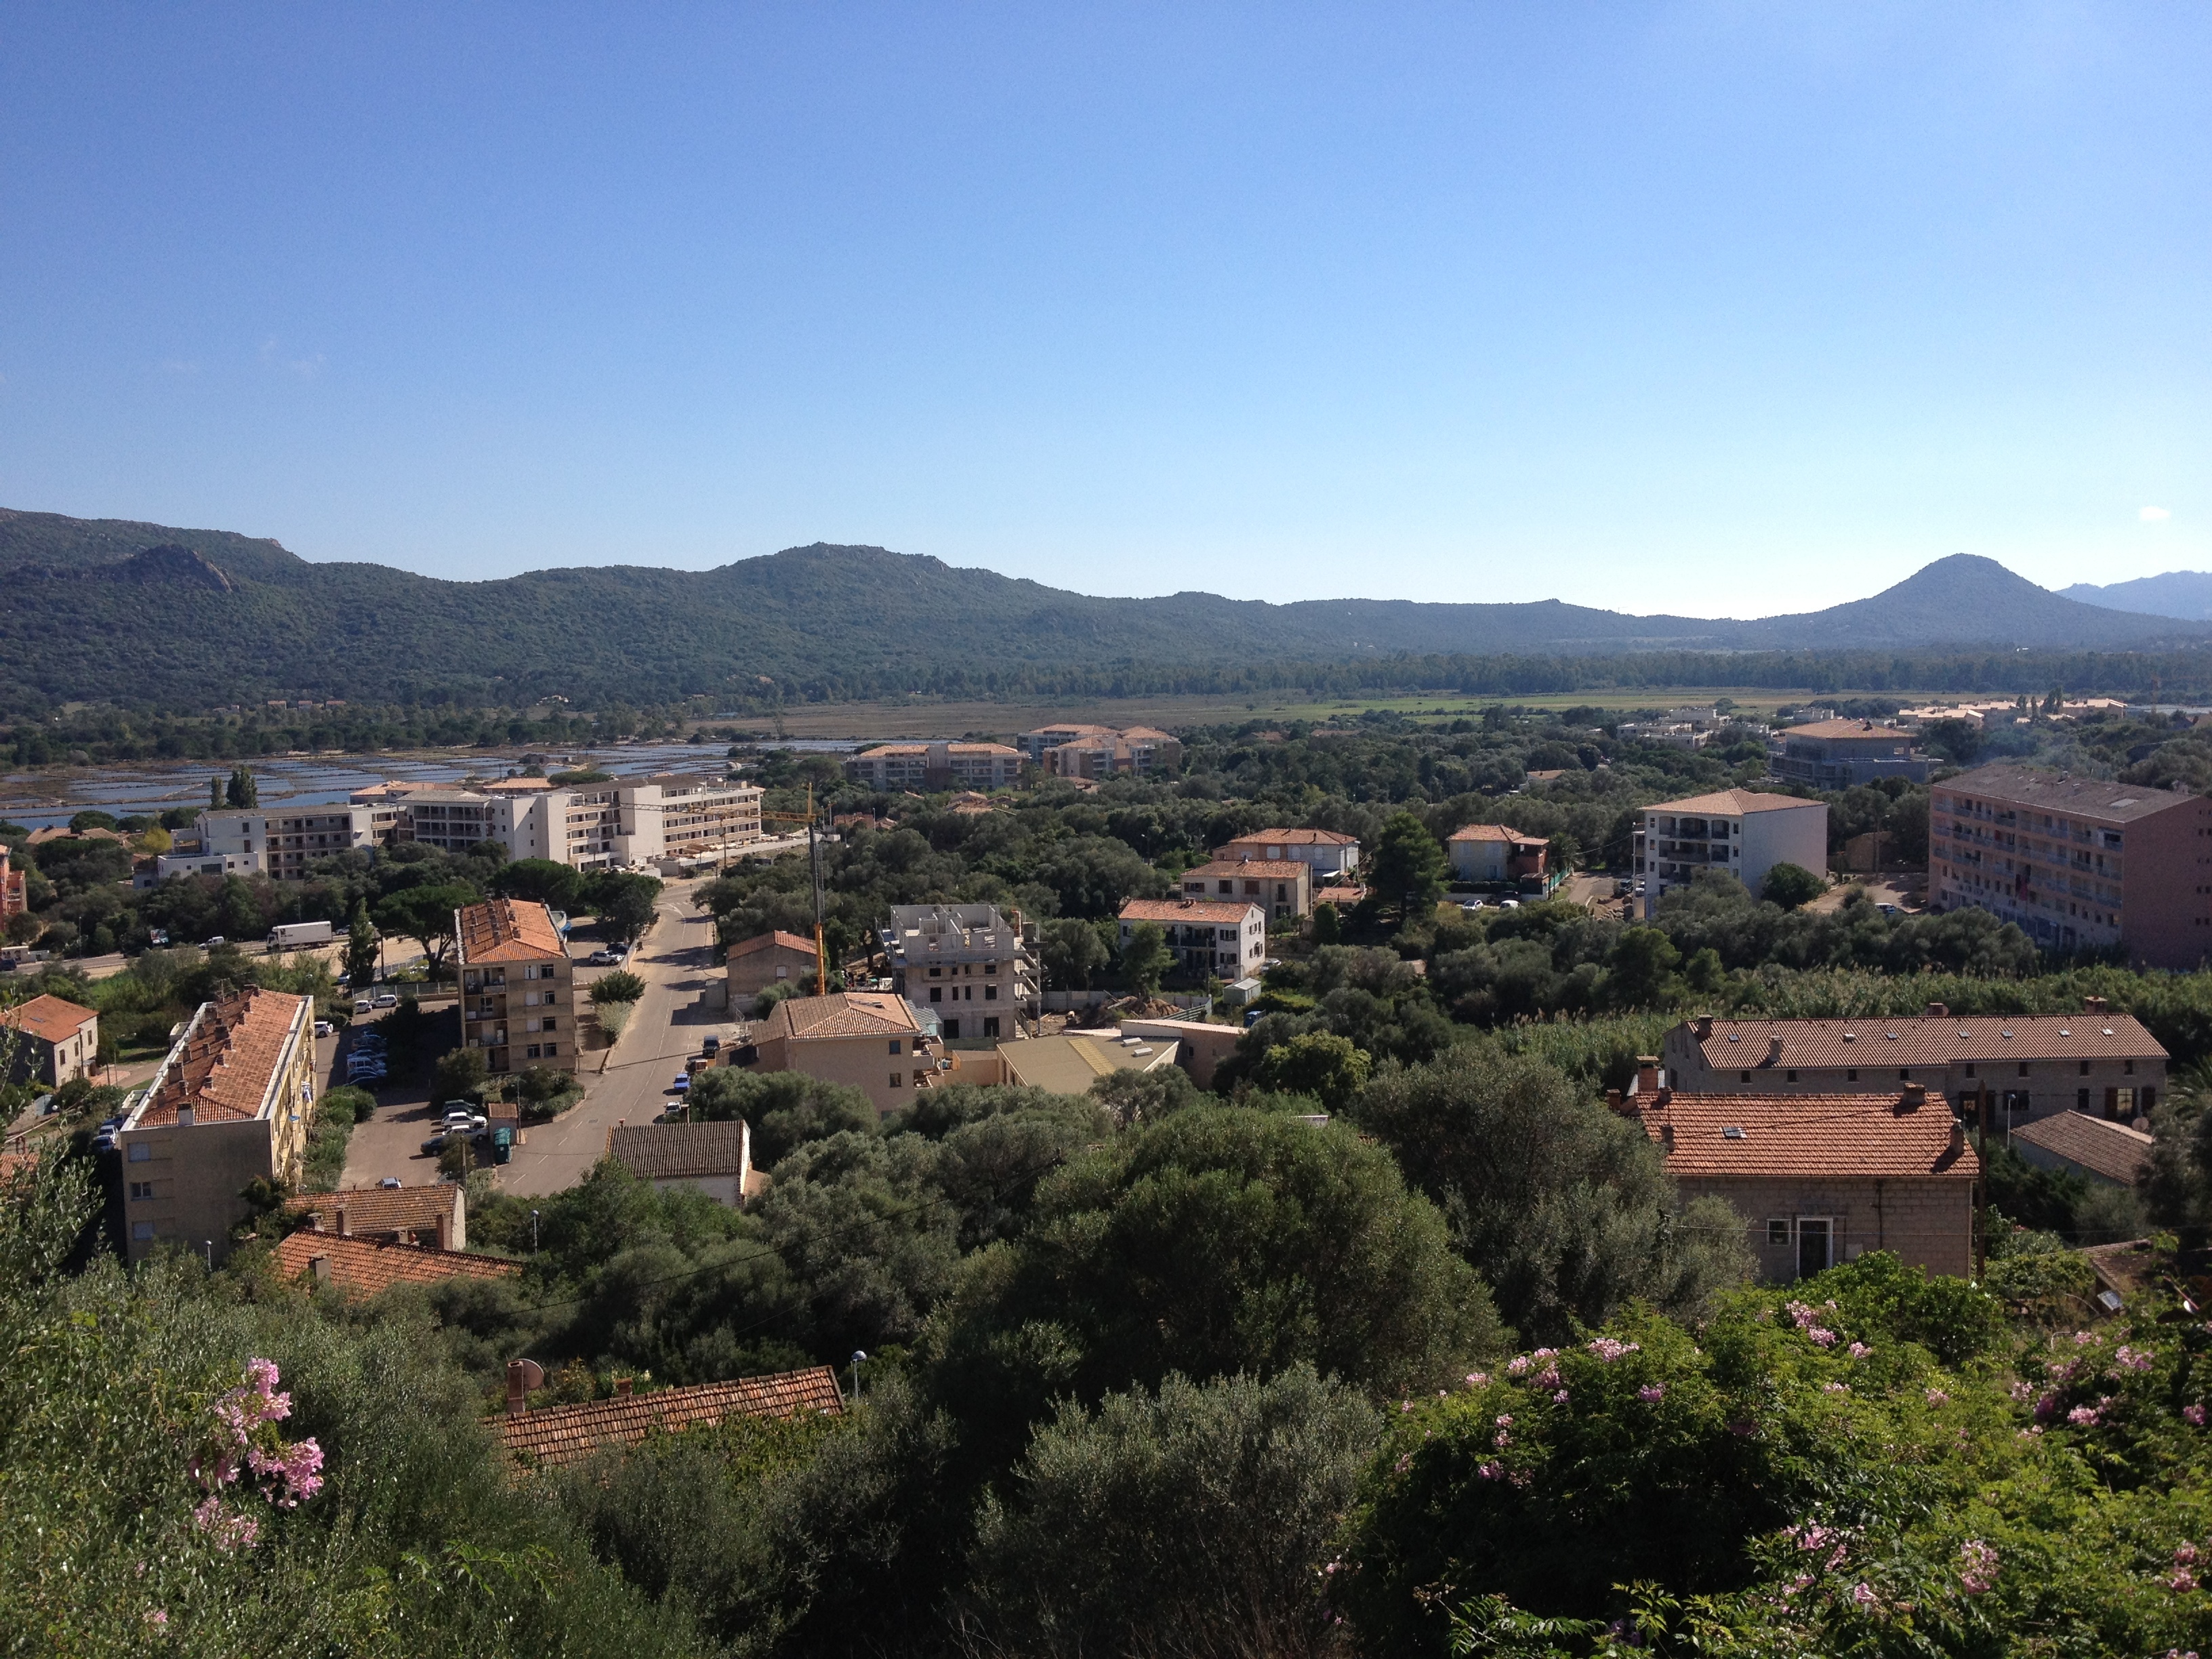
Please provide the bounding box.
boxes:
[3,3,2208,614]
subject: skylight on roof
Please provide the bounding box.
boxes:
[1723,1126,1746,1139]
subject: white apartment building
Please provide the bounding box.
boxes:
[1635,790,1828,917]
[1118,898,1268,979]
[155,772,762,882]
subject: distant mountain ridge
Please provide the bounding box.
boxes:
[1,508,2207,712]
[2060,570,2212,621]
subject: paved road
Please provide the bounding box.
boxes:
[496,879,733,1198]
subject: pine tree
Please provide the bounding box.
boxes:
[209,775,224,810]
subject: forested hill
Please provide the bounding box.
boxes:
[3,508,2208,712]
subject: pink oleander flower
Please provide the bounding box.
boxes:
[1496,1414,1513,1427]
[2068,1404,2102,1427]
[1807,1328,1839,1348]
[2018,1426,2044,1439]
[1464,1372,1488,1388]
[1553,1389,1570,1404]
[2177,1544,2200,1566]
[1399,1401,1413,1413]
[1493,1431,1511,1448]
[1393,1452,1412,1475]
[1507,1355,1532,1376]
[1959,1540,1999,1595]
[1851,1582,1878,1608]
[1476,1461,1503,1480]
[1789,1523,1837,1553]
[1586,1337,1641,1362]
[2170,1568,2198,1593]
[1639,1384,1665,1404]
[2186,1405,2207,1427]
[143,1609,168,1631]
[1926,1389,1950,1406]
[1848,1342,1872,1359]
[2117,1345,2155,1372]
[1824,1382,1851,1395]
[2074,1330,2097,1345]
[2009,1380,2034,1403]
[2034,1392,2060,1421]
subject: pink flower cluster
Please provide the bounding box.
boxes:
[2066,1397,2115,1428]
[1926,1389,1950,1406]
[1959,1540,1999,1595]
[2170,1544,2200,1593]
[1786,1521,1851,1572]
[1784,1301,1839,1348]
[2116,1344,2156,1373]
[1639,1384,1665,1404]
[2188,1405,2207,1428]
[190,1359,325,1549]
[1847,1342,1872,1359]
[1585,1337,1641,1363]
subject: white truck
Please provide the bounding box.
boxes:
[267,920,336,951]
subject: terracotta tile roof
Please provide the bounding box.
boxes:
[1118,726,1176,742]
[1446,823,1547,845]
[1225,828,1358,846]
[456,898,566,964]
[1639,1090,1979,1180]
[1679,1015,2167,1071]
[1645,788,1822,817]
[479,777,555,793]
[1782,720,1915,741]
[1,993,96,1045]
[728,930,817,960]
[500,1368,844,1468]
[274,1231,519,1294]
[1183,860,1309,879]
[1315,882,1366,903]
[1120,898,1262,924]
[131,990,310,1127]
[609,1120,750,1180]
[2010,1111,2155,1186]
[1935,764,2201,824]
[763,991,920,1041]
[285,1185,461,1240]
[855,742,1021,758]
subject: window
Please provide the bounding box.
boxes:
[1786,1069,1798,1083]
[888,1040,903,1055]
[889,1073,903,1089]
[2079,1087,2091,1111]
[1767,1218,1789,1246]
[2018,1062,2029,1078]
[132,1221,155,1242]
[525,1045,540,1059]
[1900,1069,1911,1081]
[1845,1069,1858,1082]
[984,962,997,975]
[929,966,943,979]
[128,1181,154,1201]
[930,987,942,1003]
[1965,1063,1977,1078]
[983,1017,1000,1038]
[985,985,998,1000]
[1740,1071,1751,1083]
[2125,1059,2136,1076]
[128,1142,152,1162]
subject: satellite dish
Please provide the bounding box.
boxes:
[510,1358,546,1391]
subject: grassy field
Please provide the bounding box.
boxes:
[707,687,1927,741]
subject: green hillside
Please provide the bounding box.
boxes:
[3,509,2207,714]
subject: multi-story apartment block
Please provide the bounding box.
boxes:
[1768,720,1929,790]
[1179,858,1311,918]
[748,991,941,1116]
[1929,765,2212,967]
[1118,898,1267,980]
[1635,790,1827,916]
[150,771,762,884]
[0,847,24,920]
[843,742,1025,792]
[1216,828,1360,880]
[1660,1006,2167,1126]
[118,989,317,1265]
[884,903,1038,1041]
[455,899,576,1075]
[1015,724,1183,775]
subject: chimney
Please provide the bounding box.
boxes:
[435,1212,451,1252]
[2083,995,2108,1015]
[309,1254,331,1284]
[615,1376,634,1397]
[1901,1082,1927,1109]
[505,1358,544,1416]
[1635,1057,1660,1097]
[1767,1036,1784,1065]
[1692,1014,1713,1040]
[336,1207,350,1238]
[1605,1087,1627,1114]
[1656,1086,1673,1107]
[1660,1122,1675,1153]
[1924,1002,1948,1019]
[1949,1120,1965,1155]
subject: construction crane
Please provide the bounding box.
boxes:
[756,782,831,992]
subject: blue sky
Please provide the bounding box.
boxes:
[2,3,2207,614]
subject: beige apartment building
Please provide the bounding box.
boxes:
[455,899,576,1075]
[728,930,821,1008]
[842,742,1025,792]
[117,989,317,1265]
[1179,858,1311,919]
[748,991,941,1116]
[1118,898,1267,980]
[1660,1006,2167,1126]
[1216,828,1360,881]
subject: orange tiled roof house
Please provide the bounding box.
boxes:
[1622,1075,1980,1283]
[1,992,100,1088]
[499,1365,844,1469]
